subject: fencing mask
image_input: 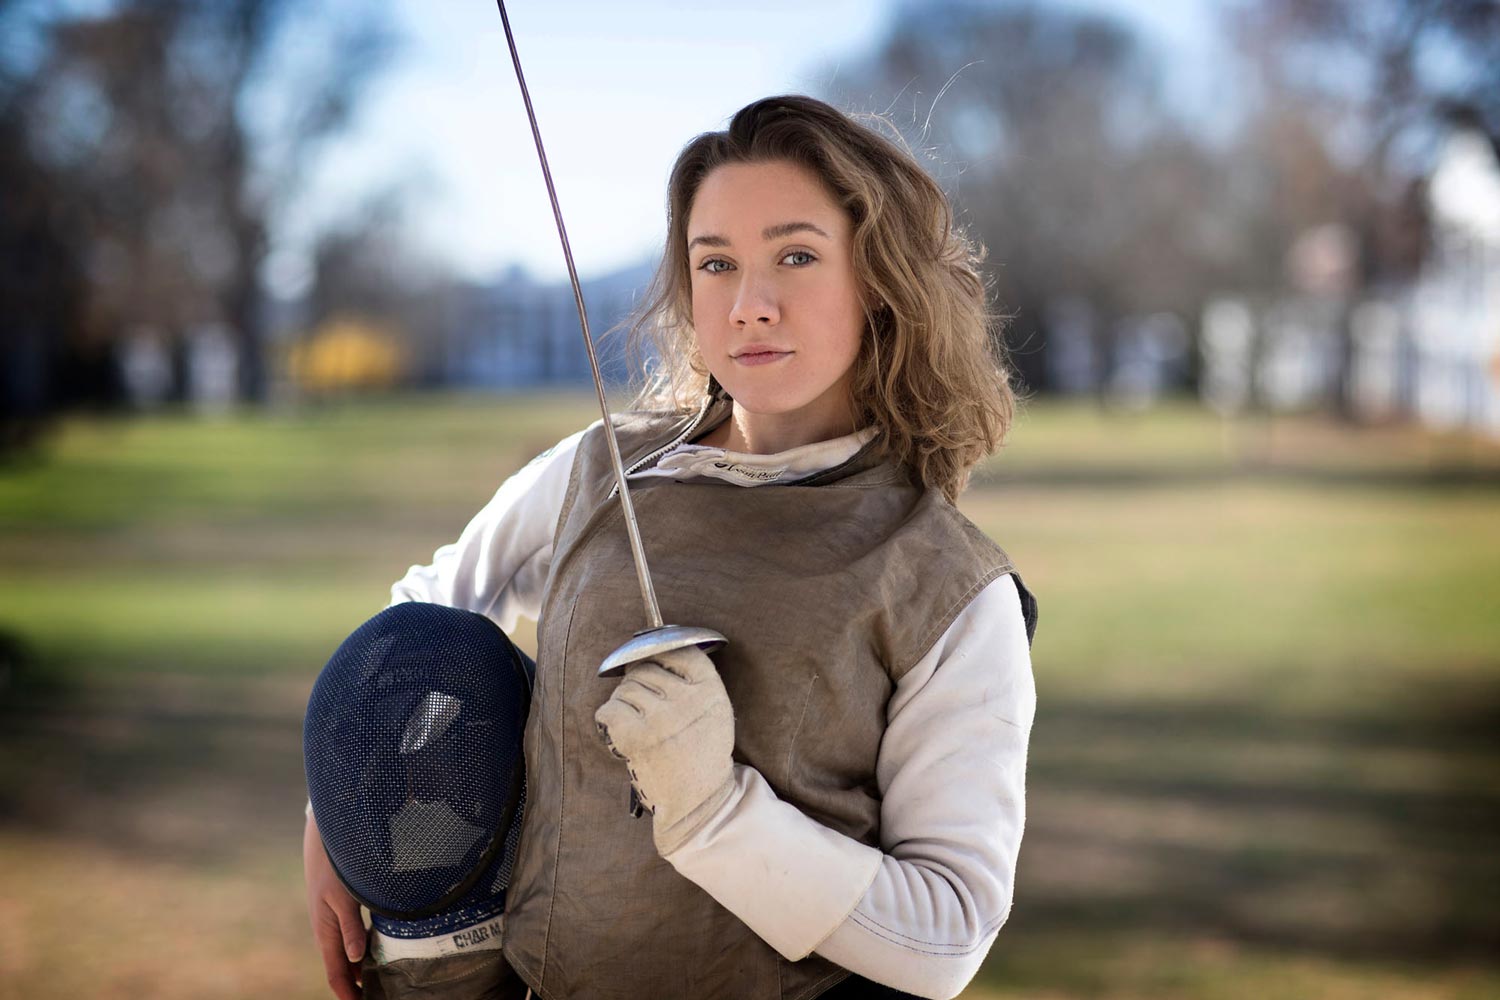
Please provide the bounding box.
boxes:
[304,601,532,941]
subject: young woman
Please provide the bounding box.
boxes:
[304,94,1038,1000]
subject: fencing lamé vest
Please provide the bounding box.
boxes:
[501,392,1039,1000]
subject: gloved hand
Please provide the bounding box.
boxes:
[594,645,736,856]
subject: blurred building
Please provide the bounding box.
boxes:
[1201,123,1500,439]
[1409,126,1500,437]
[1045,298,1192,408]
[117,323,239,413]
[440,260,653,391]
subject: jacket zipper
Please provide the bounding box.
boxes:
[607,393,721,500]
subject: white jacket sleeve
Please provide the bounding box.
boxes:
[661,572,1036,1000]
[388,424,593,631]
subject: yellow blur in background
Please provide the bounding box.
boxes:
[285,317,406,395]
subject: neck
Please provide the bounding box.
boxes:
[704,401,858,455]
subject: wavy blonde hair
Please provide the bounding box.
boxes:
[619,94,1018,502]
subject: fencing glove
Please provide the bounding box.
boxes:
[593,645,736,856]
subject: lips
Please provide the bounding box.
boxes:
[729,344,792,367]
[732,348,792,367]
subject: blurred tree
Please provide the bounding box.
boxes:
[303,182,464,388]
[0,39,89,453]
[1233,0,1499,285]
[4,0,393,407]
[825,0,1220,399]
[1225,0,1498,417]
[309,192,416,334]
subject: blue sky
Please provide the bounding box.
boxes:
[268,0,1226,295]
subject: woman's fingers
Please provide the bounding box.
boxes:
[596,653,725,757]
[609,668,681,715]
[304,813,365,1000]
[648,646,715,682]
[334,890,367,965]
[622,661,688,694]
[313,899,364,1000]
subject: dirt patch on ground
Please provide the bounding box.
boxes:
[0,673,330,998]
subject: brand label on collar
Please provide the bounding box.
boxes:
[702,460,789,485]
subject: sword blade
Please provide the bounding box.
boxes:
[494,0,663,630]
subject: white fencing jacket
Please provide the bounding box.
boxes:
[388,421,1037,999]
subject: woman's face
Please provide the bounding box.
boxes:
[686,159,865,429]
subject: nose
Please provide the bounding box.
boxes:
[728,275,780,327]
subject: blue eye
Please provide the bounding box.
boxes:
[695,251,816,274]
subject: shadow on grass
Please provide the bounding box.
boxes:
[1,659,1497,973]
[1012,680,1500,967]
[0,628,74,708]
[0,665,311,867]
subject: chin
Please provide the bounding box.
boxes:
[720,385,813,415]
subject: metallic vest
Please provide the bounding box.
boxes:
[502,394,1038,1000]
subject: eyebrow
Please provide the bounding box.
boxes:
[687,221,832,252]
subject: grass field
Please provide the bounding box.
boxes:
[1,392,1497,999]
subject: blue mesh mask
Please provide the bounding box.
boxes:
[303,602,533,938]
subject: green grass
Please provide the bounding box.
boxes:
[0,392,583,676]
[1,392,1498,999]
[0,391,590,529]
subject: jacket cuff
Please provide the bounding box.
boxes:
[662,764,883,960]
